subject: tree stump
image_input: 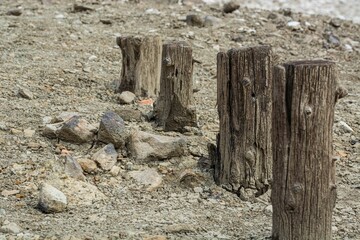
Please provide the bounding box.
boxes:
[272,60,347,240]
[116,36,162,97]
[154,41,197,131]
[215,46,273,199]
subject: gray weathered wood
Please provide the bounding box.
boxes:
[272,60,347,240]
[215,46,273,199]
[154,41,197,131]
[116,36,162,97]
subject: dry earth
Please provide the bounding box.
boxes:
[0,0,359,239]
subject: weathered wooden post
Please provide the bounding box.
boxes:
[116,35,162,97]
[214,46,273,199]
[272,60,347,240]
[154,41,197,131]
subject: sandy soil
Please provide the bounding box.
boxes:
[0,0,359,239]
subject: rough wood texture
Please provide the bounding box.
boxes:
[215,46,273,199]
[272,60,347,240]
[154,41,197,131]
[116,36,162,97]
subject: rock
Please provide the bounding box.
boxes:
[330,18,341,28]
[343,44,353,52]
[6,9,22,16]
[117,91,136,104]
[325,32,341,47]
[193,186,203,193]
[0,222,22,234]
[110,166,121,176]
[18,87,34,100]
[98,111,129,148]
[186,14,204,27]
[57,116,96,143]
[114,108,143,122]
[179,169,204,188]
[52,112,80,123]
[23,128,35,138]
[204,15,222,27]
[1,189,20,197]
[38,183,67,213]
[267,13,278,20]
[78,158,98,174]
[88,55,97,61]
[55,14,66,19]
[129,168,162,191]
[51,179,107,206]
[145,8,160,15]
[223,1,240,14]
[100,19,112,25]
[338,121,353,133]
[42,123,62,139]
[287,21,301,30]
[64,156,86,181]
[92,144,118,170]
[264,205,273,216]
[73,4,94,12]
[129,131,187,161]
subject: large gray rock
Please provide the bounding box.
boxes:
[92,144,118,170]
[38,183,67,213]
[98,111,129,149]
[129,131,187,161]
[58,116,96,143]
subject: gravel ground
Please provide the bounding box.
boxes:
[0,0,359,239]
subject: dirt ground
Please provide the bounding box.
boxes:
[0,0,359,239]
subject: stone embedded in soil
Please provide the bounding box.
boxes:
[18,87,34,100]
[129,168,162,191]
[128,131,187,161]
[0,221,22,234]
[92,144,118,170]
[338,121,354,133]
[52,112,80,123]
[98,111,128,148]
[165,224,197,234]
[42,123,62,139]
[330,18,342,28]
[38,183,67,213]
[204,15,222,27]
[186,14,205,27]
[179,169,204,188]
[57,116,96,143]
[64,155,86,181]
[1,189,20,197]
[78,158,98,174]
[110,165,121,176]
[114,108,143,122]
[117,91,136,104]
[143,236,167,240]
[287,21,301,30]
[223,1,240,14]
[325,32,341,47]
[23,128,35,138]
[6,9,22,16]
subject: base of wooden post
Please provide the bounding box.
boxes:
[155,41,197,132]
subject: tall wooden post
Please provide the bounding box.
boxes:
[272,60,347,240]
[116,36,162,97]
[154,41,197,132]
[215,46,273,199]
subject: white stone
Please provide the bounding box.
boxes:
[38,183,67,213]
[0,222,22,234]
[92,144,118,170]
[338,121,353,133]
[287,21,301,30]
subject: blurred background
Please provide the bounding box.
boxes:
[202,0,360,23]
